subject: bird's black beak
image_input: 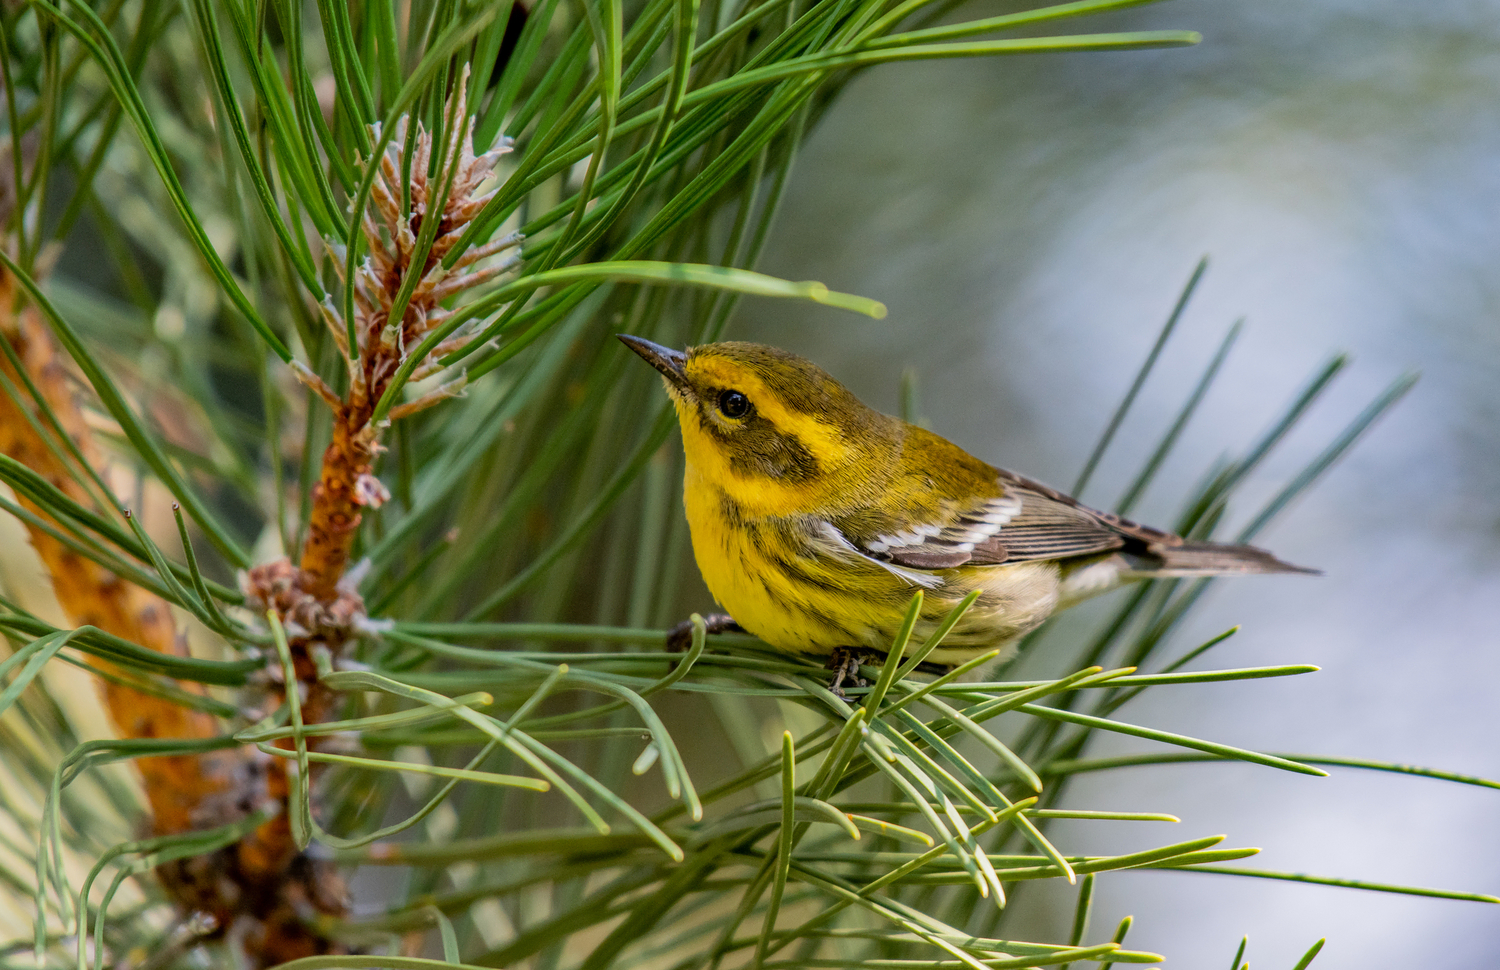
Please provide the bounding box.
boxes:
[617,334,688,391]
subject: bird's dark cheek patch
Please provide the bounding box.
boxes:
[695,405,823,484]
[725,422,821,484]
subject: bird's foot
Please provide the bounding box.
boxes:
[665,613,743,653]
[825,647,880,701]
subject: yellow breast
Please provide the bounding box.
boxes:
[683,464,862,653]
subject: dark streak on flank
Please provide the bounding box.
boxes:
[753,553,858,640]
[762,546,845,595]
[743,520,864,643]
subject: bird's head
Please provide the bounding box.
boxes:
[619,336,899,515]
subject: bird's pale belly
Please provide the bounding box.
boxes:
[685,489,1064,665]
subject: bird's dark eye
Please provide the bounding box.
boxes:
[717,390,751,419]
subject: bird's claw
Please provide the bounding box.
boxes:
[665,613,743,653]
[825,647,878,701]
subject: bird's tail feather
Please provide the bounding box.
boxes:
[1126,542,1320,577]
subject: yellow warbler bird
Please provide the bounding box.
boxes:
[620,336,1315,693]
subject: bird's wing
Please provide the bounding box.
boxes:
[983,470,1166,563]
[834,469,1149,571]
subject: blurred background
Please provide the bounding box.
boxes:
[733,0,1500,965]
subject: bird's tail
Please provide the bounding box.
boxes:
[1127,541,1320,577]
